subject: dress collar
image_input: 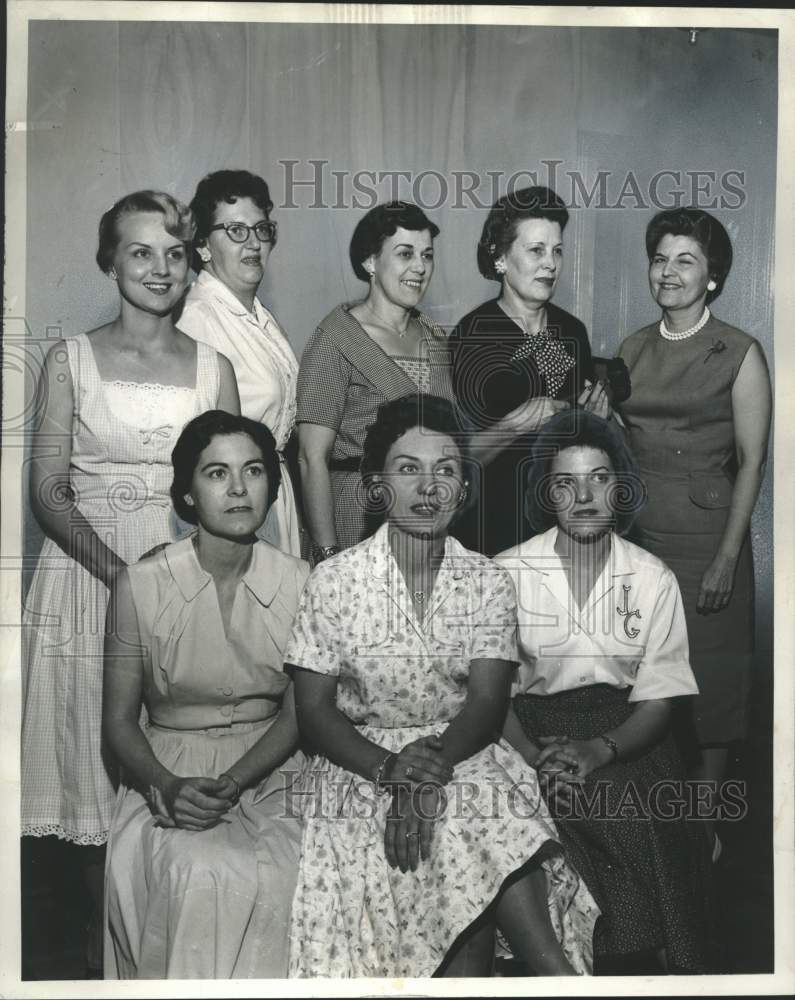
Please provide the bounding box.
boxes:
[508,526,636,616]
[165,536,284,607]
[366,521,467,583]
[192,269,268,325]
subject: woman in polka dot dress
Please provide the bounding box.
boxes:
[450,186,604,556]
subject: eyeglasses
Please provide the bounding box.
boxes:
[208,220,278,245]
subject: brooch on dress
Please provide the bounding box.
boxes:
[703,339,727,364]
[616,584,642,639]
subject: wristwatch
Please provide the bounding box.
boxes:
[312,543,341,563]
[598,734,619,761]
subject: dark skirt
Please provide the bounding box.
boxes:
[514,685,715,971]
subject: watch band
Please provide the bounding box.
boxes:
[598,734,619,761]
[312,543,340,563]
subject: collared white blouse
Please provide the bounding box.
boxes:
[495,527,698,702]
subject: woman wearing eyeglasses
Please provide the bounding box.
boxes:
[178,170,301,557]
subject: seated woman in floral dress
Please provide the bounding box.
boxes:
[103,410,309,978]
[285,393,599,978]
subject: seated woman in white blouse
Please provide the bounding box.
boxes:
[495,409,714,974]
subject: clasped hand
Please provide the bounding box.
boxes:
[382,736,451,873]
[577,380,611,419]
[148,773,240,832]
[384,781,444,873]
[532,735,605,812]
[384,735,454,787]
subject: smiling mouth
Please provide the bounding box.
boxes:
[658,282,682,289]
[401,279,423,289]
[225,506,253,513]
[143,282,172,294]
[241,255,262,266]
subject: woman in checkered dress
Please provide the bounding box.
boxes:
[296,201,455,563]
[21,191,239,968]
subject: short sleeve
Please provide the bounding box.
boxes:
[283,562,344,676]
[295,326,351,431]
[178,299,225,350]
[629,566,699,701]
[469,562,520,664]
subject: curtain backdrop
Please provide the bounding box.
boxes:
[24,20,776,641]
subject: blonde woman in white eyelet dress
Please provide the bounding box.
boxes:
[20,191,239,961]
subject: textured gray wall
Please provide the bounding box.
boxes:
[24,22,776,649]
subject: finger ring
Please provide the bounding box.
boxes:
[405,766,414,778]
[406,832,418,839]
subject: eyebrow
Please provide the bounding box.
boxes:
[125,241,185,250]
[199,458,264,471]
[391,453,459,464]
[554,465,611,475]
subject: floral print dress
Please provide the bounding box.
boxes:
[285,523,599,978]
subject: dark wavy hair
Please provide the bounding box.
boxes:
[477,186,569,281]
[96,190,194,274]
[645,207,733,303]
[189,169,274,273]
[360,394,472,526]
[525,409,645,537]
[349,201,440,282]
[170,410,281,525]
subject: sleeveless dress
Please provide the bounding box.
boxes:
[104,538,308,978]
[21,333,221,845]
[178,270,302,556]
[618,315,757,744]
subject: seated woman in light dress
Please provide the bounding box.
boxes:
[285,393,599,978]
[103,410,309,979]
[495,409,714,973]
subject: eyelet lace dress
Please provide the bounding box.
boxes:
[21,333,220,845]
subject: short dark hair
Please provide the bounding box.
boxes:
[645,207,733,303]
[359,394,472,526]
[477,186,569,281]
[189,170,274,272]
[525,409,645,536]
[170,410,281,525]
[96,190,194,274]
[349,201,440,283]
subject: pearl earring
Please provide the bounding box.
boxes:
[707,279,717,291]
[184,495,194,506]
[495,260,507,275]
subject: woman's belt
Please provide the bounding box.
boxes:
[328,456,363,472]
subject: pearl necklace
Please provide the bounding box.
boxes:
[660,307,710,341]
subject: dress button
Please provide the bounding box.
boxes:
[675,449,682,455]
[222,687,233,697]
[580,675,587,683]
[220,705,233,718]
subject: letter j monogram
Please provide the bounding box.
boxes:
[617,584,642,639]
